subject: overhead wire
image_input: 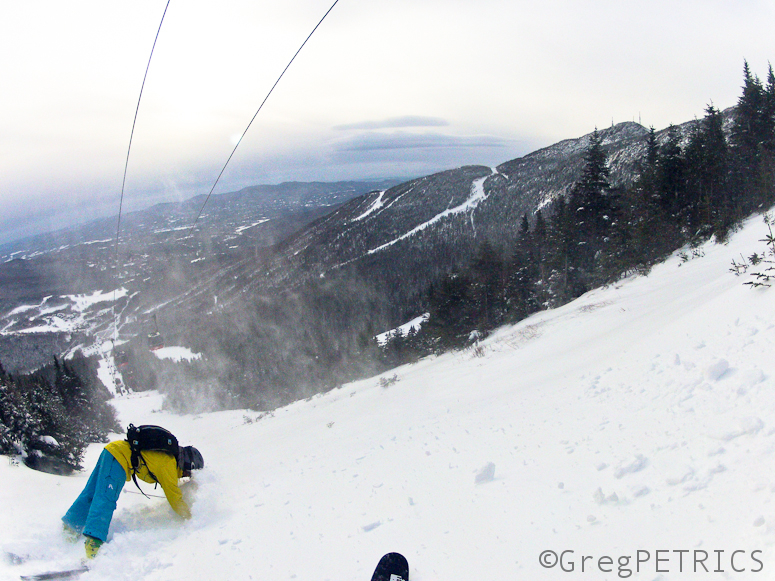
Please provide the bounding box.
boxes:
[185,0,341,237]
[112,0,172,343]
[108,0,340,353]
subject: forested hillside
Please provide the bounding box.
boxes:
[0,354,119,474]
[153,62,775,411]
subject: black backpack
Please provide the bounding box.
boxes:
[126,424,179,497]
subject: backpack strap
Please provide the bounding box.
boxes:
[131,452,162,498]
[131,469,149,498]
[127,424,162,498]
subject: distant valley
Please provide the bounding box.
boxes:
[0,113,729,407]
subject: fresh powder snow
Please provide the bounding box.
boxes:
[2,213,775,580]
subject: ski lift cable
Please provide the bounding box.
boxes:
[185,0,341,237]
[108,0,338,359]
[112,0,173,342]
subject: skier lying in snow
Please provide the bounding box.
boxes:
[61,425,204,559]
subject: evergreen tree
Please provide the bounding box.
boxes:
[424,272,475,349]
[628,127,663,260]
[541,196,578,306]
[622,126,683,267]
[506,214,540,320]
[731,61,766,160]
[0,354,119,473]
[468,240,506,332]
[730,61,772,210]
[762,64,775,205]
[0,378,25,455]
[566,129,617,286]
[380,330,406,368]
[531,210,549,304]
[682,123,704,229]
[765,64,775,151]
[702,104,731,235]
[658,124,686,221]
[533,210,548,256]
[595,185,635,281]
[683,104,729,237]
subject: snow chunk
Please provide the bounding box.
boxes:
[704,359,730,381]
[738,368,765,388]
[37,435,59,447]
[593,487,619,504]
[614,454,648,479]
[665,466,696,486]
[362,521,382,532]
[713,417,764,441]
[632,486,650,498]
[475,462,496,484]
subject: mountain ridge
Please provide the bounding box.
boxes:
[0,112,732,376]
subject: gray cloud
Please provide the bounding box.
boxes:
[334,116,450,131]
[335,131,509,152]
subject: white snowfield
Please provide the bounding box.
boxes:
[68,290,128,314]
[152,346,202,363]
[1,289,129,337]
[2,213,775,580]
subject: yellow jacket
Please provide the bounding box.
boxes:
[105,440,191,519]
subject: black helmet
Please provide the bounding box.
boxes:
[180,446,204,472]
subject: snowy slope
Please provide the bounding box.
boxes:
[2,212,775,581]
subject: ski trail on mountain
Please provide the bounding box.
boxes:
[367,169,497,255]
[351,191,387,222]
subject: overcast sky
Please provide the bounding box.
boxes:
[1,0,773,243]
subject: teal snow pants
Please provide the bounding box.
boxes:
[62,449,126,542]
